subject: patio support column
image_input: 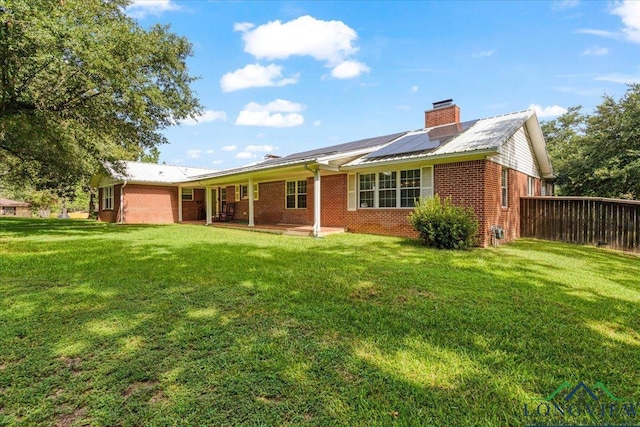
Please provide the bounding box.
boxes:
[178,186,183,222]
[313,169,321,237]
[205,184,212,225]
[248,178,255,227]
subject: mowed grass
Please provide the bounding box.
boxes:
[0,218,639,426]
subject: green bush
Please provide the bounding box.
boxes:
[408,195,479,249]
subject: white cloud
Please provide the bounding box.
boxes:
[245,145,274,152]
[552,0,579,11]
[234,22,255,32]
[220,64,299,92]
[576,29,619,38]
[474,49,495,57]
[212,160,223,165]
[205,149,215,154]
[237,15,369,79]
[186,149,201,159]
[331,60,370,79]
[529,104,568,118]
[236,152,255,159]
[612,0,640,43]
[221,145,237,151]
[595,73,640,83]
[553,86,603,96]
[583,46,608,56]
[410,85,419,94]
[179,110,227,126]
[126,0,180,18]
[236,99,305,128]
[313,120,322,127]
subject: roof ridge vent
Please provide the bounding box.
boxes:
[432,99,453,109]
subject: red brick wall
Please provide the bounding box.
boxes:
[425,105,460,127]
[482,164,540,245]
[97,184,121,223]
[97,184,178,224]
[182,188,205,221]
[122,184,178,224]
[434,161,488,245]
[233,180,313,225]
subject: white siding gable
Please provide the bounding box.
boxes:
[491,125,540,178]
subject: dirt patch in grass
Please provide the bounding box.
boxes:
[149,389,169,405]
[123,380,159,398]
[255,395,282,404]
[56,407,87,427]
[349,285,381,302]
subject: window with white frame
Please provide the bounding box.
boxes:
[181,188,194,201]
[501,168,508,208]
[103,186,114,210]
[240,185,249,200]
[378,172,397,207]
[358,168,429,208]
[220,187,227,202]
[527,176,535,196]
[400,169,421,208]
[286,180,307,209]
[359,173,375,208]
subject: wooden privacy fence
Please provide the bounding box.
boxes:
[520,197,640,253]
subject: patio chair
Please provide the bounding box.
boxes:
[215,202,235,222]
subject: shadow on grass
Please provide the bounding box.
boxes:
[1,222,639,426]
[0,217,166,238]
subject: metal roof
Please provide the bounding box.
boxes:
[346,110,534,167]
[0,198,30,207]
[189,131,407,180]
[110,161,218,183]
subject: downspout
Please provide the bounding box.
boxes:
[304,163,321,238]
[119,181,127,224]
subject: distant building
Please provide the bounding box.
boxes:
[0,198,31,217]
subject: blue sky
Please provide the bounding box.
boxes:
[126,0,640,170]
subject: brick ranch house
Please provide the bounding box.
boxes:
[91,101,554,247]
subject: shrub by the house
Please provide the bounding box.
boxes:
[409,195,479,249]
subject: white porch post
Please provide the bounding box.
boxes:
[313,169,321,237]
[248,178,255,227]
[178,186,183,222]
[205,184,212,225]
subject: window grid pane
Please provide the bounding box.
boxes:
[359,173,375,191]
[379,189,396,207]
[286,181,296,195]
[359,174,375,208]
[401,188,420,207]
[400,169,421,188]
[298,194,307,208]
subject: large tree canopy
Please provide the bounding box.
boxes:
[543,84,640,199]
[0,0,201,188]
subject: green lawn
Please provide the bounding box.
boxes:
[1,218,639,426]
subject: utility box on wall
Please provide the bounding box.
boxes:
[491,225,505,240]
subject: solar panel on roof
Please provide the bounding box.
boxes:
[365,119,480,159]
[365,132,437,158]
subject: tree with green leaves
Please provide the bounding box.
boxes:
[543,85,640,199]
[0,0,201,196]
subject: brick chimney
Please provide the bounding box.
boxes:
[425,99,460,128]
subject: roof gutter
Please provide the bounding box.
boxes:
[339,148,498,170]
